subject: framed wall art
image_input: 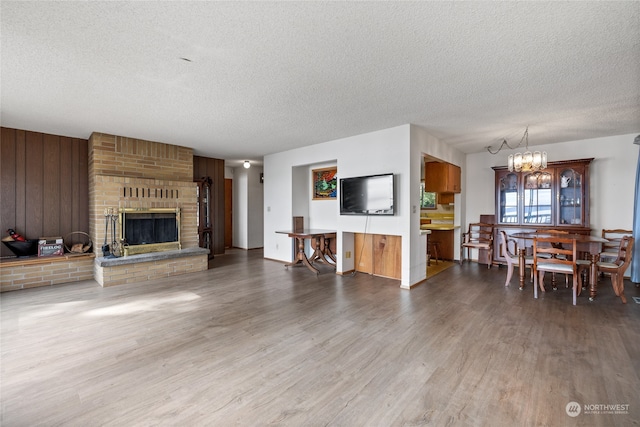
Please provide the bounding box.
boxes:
[312,167,337,200]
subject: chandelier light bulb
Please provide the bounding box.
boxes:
[243,160,251,169]
[513,153,523,172]
[521,151,533,171]
[492,127,548,173]
[532,151,542,169]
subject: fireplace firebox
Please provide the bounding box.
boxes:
[119,207,181,256]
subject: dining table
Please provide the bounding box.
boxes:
[510,232,608,300]
[275,229,337,274]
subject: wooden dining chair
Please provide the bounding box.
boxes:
[460,222,494,268]
[578,236,634,303]
[600,229,632,262]
[499,231,533,288]
[533,236,580,305]
[535,229,570,289]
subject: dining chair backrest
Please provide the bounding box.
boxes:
[533,236,577,271]
[463,223,494,245]
[608,235,634,267]
[533,236,579,304]
[500,230,532,287]
[535,229,575,259]
[595,236,634,304]
[601,229,632,259]
[499,230,517,261]
[460,222,494,268]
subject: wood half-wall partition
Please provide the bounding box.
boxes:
[0,127,89,258]
[354,233,401,279]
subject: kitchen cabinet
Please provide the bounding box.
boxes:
[425,161,461,193]
[354,233,401,279]
[438,193,455,204]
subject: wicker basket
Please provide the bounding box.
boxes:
[64,232,93,254]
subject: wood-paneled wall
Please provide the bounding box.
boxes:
[1,127,226,258]
[193,156,225,255]
[1,127,89,257]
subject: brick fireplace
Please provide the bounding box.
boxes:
[88,133,208,286]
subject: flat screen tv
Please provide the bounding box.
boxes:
[340,173,395,216]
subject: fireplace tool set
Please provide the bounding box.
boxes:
[102,208,121,258]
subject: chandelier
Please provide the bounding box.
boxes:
[486,127,547,172]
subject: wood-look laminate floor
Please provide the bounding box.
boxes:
[2,249,639,426]
[426,260,456,279]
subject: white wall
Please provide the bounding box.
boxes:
[224,166,234,179]
[464,133,638,235]
[264,124,463,288]
[264,125,411,284]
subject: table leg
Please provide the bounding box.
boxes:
[308,235,322,263]
[284,236,319,274]
[518,248,525,290]
[589,253,598,301]
[322,236,337,264]
[308,235,331,266]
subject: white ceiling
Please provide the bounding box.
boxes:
[2,1,639,167]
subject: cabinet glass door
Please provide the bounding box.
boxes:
[522,171,552,224]
[558,167,583,226]
[498,172,519,223]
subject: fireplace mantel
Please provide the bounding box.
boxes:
[96,247,208,267]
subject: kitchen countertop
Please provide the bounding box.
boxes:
[420,224,460,231]
[422,213,455,220]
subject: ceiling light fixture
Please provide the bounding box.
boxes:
[243,160,251,169]
[486,126,547,172]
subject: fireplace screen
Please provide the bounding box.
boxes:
[119,208,181,256]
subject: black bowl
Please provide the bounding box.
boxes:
[2,239,39,257]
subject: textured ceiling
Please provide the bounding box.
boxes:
[2,1,639,166]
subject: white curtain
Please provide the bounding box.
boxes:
[631,135,640,284]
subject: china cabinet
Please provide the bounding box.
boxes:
[491,158,593,264]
